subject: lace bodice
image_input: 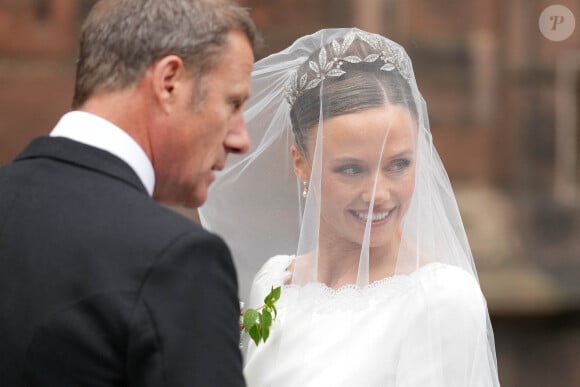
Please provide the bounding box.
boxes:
[243,255,494,387]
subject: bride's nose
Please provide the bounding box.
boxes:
[361,175,391,204]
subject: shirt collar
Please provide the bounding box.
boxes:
[50,111,155,196]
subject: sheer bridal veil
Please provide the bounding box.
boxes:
[200,28,500,386]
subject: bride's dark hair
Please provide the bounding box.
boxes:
[289,39,417,156]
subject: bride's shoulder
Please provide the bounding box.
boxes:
[417,263,486,313]
[247,255,294,307]
[420,263,479,287]
[255,255,294,279]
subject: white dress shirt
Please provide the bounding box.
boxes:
[50,111,155,196]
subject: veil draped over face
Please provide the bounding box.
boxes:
[200,28,500,387]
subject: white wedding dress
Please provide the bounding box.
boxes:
[244,255,496,387]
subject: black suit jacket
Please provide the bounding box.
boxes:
[0,137,245,386]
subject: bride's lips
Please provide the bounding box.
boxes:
[348,207,396,226]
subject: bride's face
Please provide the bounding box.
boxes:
[294,104,417,250]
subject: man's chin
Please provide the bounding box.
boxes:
[180,192,207,209]
[154,188,207,210]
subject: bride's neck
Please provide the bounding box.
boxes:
[316,242,360,288]
[317,230,401,288]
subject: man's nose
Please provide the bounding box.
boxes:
[225,114,251,154]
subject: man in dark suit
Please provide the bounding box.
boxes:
[0,0,256,385]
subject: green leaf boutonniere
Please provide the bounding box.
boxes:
[240,286,281,346]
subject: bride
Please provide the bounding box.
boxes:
[200,28,500,386]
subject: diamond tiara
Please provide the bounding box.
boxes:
[284,31,413,105]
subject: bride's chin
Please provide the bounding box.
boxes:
[368,230,399,248]
[347,237,393,252]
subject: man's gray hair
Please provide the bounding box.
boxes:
[72,0,257,108]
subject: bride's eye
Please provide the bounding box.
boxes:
[337,164,365,176]
[390,158,411,172]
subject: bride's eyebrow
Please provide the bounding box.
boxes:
[386,149,414,159]
[329,157,365,164]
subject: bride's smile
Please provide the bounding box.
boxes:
[348,207,393,224]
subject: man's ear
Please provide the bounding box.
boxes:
[290,145,311,183]
[150,55,189,112]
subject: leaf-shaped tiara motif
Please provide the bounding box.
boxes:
[285,31,413,105]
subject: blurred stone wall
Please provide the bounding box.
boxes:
[0,0,95,165]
